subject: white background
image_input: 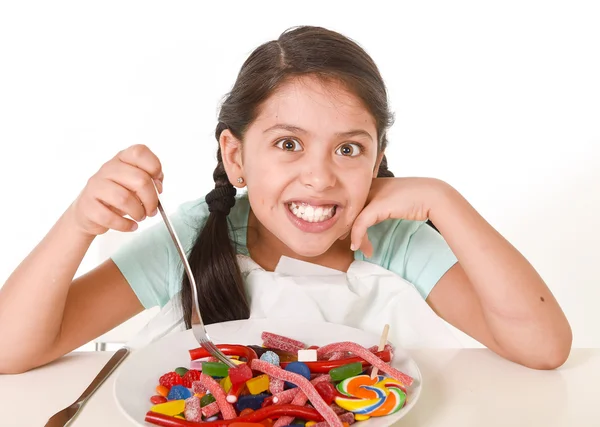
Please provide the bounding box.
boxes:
[1,1,598,349]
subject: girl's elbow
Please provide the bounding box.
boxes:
[530,326,573,370]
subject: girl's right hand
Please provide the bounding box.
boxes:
[70,144,164,236]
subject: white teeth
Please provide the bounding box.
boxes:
[288,202,336,223]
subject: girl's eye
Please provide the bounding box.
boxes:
[336,143,362,157]
[275,138,303,152]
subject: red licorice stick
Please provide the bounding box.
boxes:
[189,345,258,363]
[145,404,324,427]
[279,349,391,373]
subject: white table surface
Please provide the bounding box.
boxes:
[1,348,597,426]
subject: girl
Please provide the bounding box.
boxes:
[0,26,571,374]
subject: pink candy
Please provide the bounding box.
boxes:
[317,341,413,387]
[199,373,237,419]
[262,331,306,353]
[201,401,220,418]
[269,377,285,394]
[251,359,342,427]
[272,375,332,427]
[183,396,202,422]
[314,412,356,427]
[191,380,207,395]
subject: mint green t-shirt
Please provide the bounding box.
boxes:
[111,193,458,309]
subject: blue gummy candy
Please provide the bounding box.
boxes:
[260,351,280,366]
[235,393,269,412]
[284,361,311,389]
[167,384,192,400]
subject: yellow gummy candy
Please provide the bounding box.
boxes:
[221,376,233,393]
[355,414,371,421]
[246,374,270,395]
[305,422,317,427]
[150,399,185,416]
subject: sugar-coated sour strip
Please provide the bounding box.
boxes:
[199,373,237,419]
[251,359,343,427]
[317,342,413,387]
[261,331,306,353]
[272,375,332,427]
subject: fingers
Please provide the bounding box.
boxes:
[116,144,163,181]
[88,199,139,232]
[102,160,160,218]
[351,206,388,257]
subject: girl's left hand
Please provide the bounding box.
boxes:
[350,177,449,257]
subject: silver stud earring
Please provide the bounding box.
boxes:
[237,177,244,184]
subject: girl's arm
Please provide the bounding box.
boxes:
[0,144,162,373]
[0,207,143,373]
[426,182,572,369]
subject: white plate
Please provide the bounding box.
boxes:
[114,318,422,426]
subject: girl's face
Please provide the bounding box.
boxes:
[229,76,381,258]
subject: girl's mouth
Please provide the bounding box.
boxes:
[287,201,337,223]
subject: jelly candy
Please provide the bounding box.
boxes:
[284,361,311,389]
[260,351,280,366]
[329,362,363,382]
[314,381,336,405]
[221,376,233,393]
[229,363,253,385]
[202,361,230,378]
[167,385,192,401]
[155,385,169,397]
[174,367,188,376]
[235,393,269,412]
[159,371,184,388]
[149,399,185,416]
[150,395,167,404]
[246,374,270,395]
[182,369,202,387]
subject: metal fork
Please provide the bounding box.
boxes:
[154,190,236,368]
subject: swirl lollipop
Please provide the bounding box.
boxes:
[335,374,407,416]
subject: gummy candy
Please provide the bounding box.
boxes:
[260,351,280,365]
[182,369,202,387]
[158,371,184,388]
[247,374,270,395]
[167,385,192,401]
[174,367,188,376]
[329,362,363,382]
[283,362,310,389]
[202,361,230,378]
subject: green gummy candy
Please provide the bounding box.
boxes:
[329,362,363,382]
[174,367,188,376]
[201,361,229,378]
[200,394,216,407]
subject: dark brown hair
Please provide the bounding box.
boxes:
[181,26,395,328]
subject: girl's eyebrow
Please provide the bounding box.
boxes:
[263,124,373,141]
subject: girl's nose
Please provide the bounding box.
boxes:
[299,152,337,192]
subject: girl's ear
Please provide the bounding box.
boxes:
[219,129,245,187]
[373,151,385,178]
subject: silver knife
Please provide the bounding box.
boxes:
[44,347,130,427]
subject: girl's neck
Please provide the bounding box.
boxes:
[246,208,354,273]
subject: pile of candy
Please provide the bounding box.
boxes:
[145,331,414,427]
